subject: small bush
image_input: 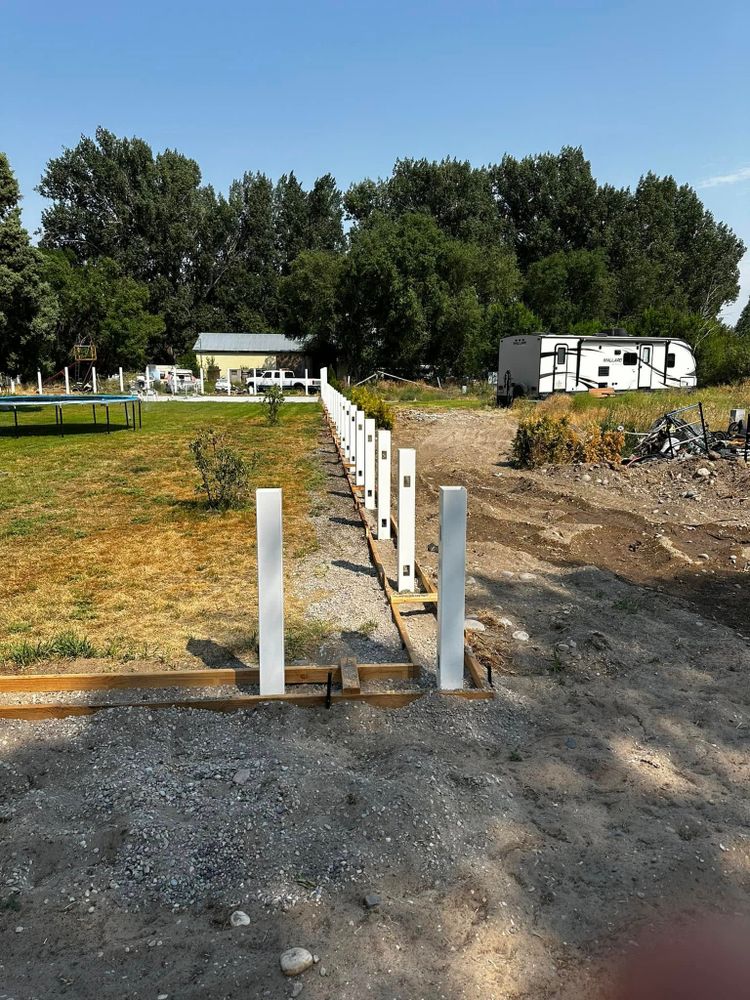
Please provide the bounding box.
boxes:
[347,385,395,429]
[263,384,285,426]
[189,427,258,510]
[512,413,624,468]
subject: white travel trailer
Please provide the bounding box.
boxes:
[497,329,697,404]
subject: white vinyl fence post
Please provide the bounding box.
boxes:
[342,401,350,460]
[397,448,416,592]
[364,418,376,510]
[119,367,124,392]
[256,488,285,696]
[355,410,365,486]
[37,370,43,394]
[145,367,151,393]
[349,406,357,467]
[199,368,204,394]
[304,368,309,395]
[227,369,231,396]
[377,429,391,540]
[437,486,467,691]
[64,367,70,395]
[92,367,98,393]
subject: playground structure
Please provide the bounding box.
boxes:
[0,369,491,719]
[0,393,142,437]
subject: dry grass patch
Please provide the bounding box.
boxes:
[0,402,325,672]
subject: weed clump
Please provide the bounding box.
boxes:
[347,385,395,430]
[189,427,258,510]
[263,384,285,426]
[512,413,624,468]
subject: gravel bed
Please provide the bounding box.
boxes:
[293,437,409,667]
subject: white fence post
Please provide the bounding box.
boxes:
[437,486,467,690]
[92,367,97,393]
[364,418,376,510]
[64,367,70,394]
[227,369,231,396]
[256,488,285,696]
[349,406,357,467]
[342,401,350,460]
[118,367,124,392]
[377,429,391,540]
[199,368,204,394]
[397,448,416,592]
[37,370,43,394]
[355,410,365,486]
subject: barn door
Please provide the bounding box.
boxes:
[638,344,653,388]
[552,344,568,390]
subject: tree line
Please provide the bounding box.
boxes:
[1,127,748,384]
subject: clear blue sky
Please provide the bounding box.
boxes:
[2,0,749,319]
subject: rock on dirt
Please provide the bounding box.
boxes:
[280,947,314,976]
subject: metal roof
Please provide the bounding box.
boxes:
[193,332,306,354]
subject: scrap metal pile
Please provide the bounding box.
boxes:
[629,403,749,462]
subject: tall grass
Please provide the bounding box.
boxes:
[514,382,750,433]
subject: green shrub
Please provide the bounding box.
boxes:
[189,427,258,510]
[512,414,624,468]
[263,384,285,426]
[346,385,395,429]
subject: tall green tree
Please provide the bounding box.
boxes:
[278,250,345,364]
[339,212,520,375]
[0,153,57,377]
[38,128,218,356]
[345,157,506,246]
[491,147,605,267]
[41,250,164,373]
[734,297,750,337]
[524,249,614,331]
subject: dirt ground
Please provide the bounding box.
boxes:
[2,407,750,998]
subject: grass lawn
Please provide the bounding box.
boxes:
[0,402,325,672]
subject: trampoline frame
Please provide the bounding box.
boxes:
[0,394,142,438]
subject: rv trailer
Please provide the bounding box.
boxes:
[497,329,696,405]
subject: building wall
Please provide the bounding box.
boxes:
[195,352,310,377]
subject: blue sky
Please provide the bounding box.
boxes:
[2,0,749,319]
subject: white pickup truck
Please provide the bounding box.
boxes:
[245,369,320,395]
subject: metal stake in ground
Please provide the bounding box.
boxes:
[397,448,416,592]
[256,488,285,696]
[377,429,391,541]
[437,486,467,691]
[364,418,376,510]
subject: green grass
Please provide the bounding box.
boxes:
[0,401,324,670]
[357,377,495,411]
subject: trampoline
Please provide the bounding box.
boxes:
[0,394,142,437]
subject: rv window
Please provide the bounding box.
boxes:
[642,346,652,364]
[666,353,676,368]
[623,352,637,365]
[555,346,566,365]
[598,366,610,377]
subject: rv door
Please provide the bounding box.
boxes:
[638,344,653,388]
[552,344,568,391]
